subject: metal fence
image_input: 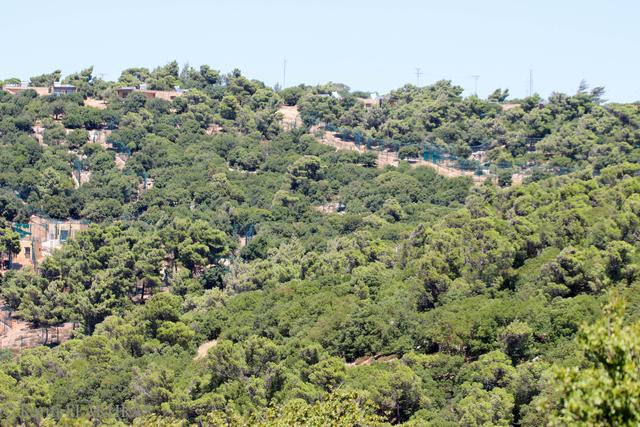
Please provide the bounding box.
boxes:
[317,122,577,179]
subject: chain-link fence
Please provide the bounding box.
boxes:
[313,120,577,179]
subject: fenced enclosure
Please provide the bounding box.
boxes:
[313,120,577,180]
[0,305,76,351]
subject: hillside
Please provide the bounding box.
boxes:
[0,64,639,425]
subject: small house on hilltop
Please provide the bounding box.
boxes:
[115,86,138,98]
[52,82,77,96]
[2,82,50,96]
[8,216,89,270]
[2,81,77,96]
[116,84,185,101]
[360,93,382,110]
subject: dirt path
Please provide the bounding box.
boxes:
[286,107,523,185]
[314,128,366,153]
[194,339,218,360]
[408,156,486,182]
[346,354,398,367]
[313,127,490,184]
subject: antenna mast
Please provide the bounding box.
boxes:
[415,67,423,86]
[283,59,287,89]
[471,75,480,96]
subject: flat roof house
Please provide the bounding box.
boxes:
[8,216,89,270]
[115,86,139,98]
[2,81,77,97]
[2,82,50,96]
[52,82,77,96]
[116,84,184,101]
[360,93,382,110]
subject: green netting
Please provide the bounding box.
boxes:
[320,123,578,178]
[245,224,255,243]
[458,159,480,171]
[13,223,31,238]
[110,140,132,156]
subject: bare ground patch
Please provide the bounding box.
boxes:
[278,105,302,130]
[194,339,218,360]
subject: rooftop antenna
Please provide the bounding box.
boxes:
[283,59,287,89]
[529,69,533,97]
[415,67,423,86]
[471,75,480,96]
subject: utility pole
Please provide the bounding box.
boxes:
[283,59,287,89]
[415,67,423,87]
[471,75,480,96]
[94,73,107,84]
[529,69,533,97]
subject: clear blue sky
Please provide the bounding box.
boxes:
[2,0,639,101]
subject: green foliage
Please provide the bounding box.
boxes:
[0,64,639,426]
[547,295,640,426]
[29,70,61,87]
[0,226,20,259]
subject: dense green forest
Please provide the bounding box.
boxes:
[1,63,640,426]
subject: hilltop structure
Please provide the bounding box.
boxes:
[115,83,185,101]
[2,81,77,96]
[9,216,88,269]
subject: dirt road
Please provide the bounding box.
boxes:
[313,127,489,184]
[278,105,522,186]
